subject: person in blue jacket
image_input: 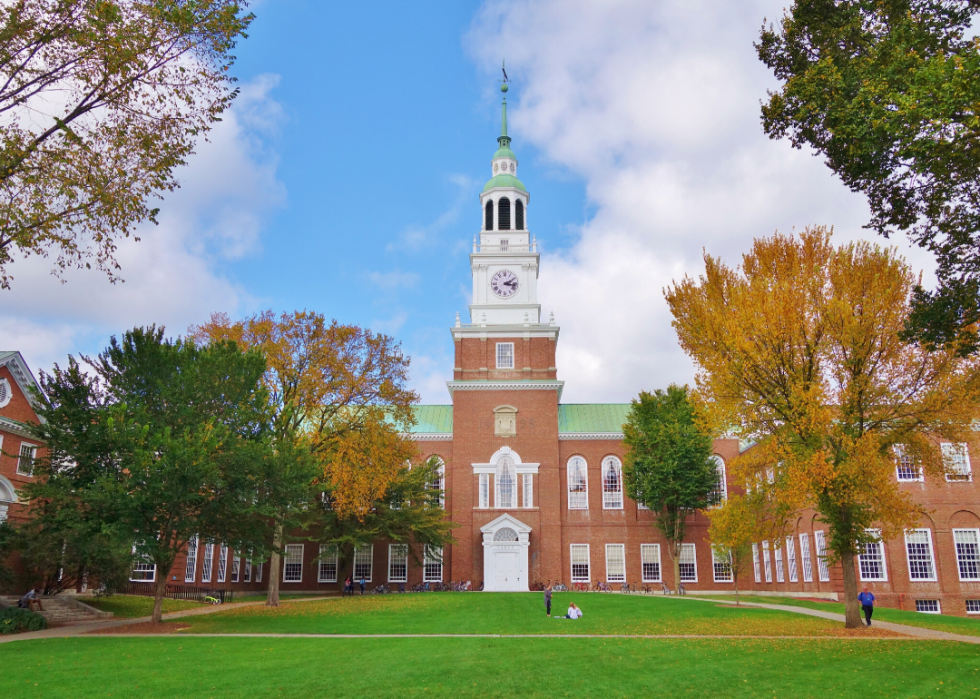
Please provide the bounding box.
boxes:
[857,586,876,626]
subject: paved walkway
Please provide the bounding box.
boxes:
[2,594,978,645]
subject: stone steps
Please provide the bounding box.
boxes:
[0,595,110,625]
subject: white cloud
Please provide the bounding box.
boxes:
[0,74,286,374]
[386,174,477,252]
[467,0,937,403]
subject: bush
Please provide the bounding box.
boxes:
[0,607,48,634]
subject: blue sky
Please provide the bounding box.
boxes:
[2,1,935,404]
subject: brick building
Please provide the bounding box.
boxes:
[0,351,44,528]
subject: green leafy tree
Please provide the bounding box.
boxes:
[26,326,273,622]
[757,0,980,352]
[0,0,254,288]
[622,385,721,592]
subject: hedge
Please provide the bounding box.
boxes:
[0,607,48,634]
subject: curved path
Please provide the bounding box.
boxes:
[2,594,978,645]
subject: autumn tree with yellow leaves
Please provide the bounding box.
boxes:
[667,227,980,627]
[191,311,452,605]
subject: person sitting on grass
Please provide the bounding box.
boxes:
[556,602,582,619]
[17,587,43,613]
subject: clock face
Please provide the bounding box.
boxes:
[491,269,520,298]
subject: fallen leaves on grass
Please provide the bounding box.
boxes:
[86,622,190,635]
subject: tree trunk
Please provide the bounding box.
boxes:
[733,570,740,606]
[266,520,283,607]
[840,549,862,628]
[151,571,168,624]
[671,541,682,594]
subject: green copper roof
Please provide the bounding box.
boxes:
[483,173,527,192]
[558,404,630,434]
[393,405,453,434]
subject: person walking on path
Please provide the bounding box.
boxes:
[344,576,352,597]
[858,586,876,626]
[359,577,366,595]
[544,585,552,617]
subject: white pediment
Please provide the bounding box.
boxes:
[480,512,531,535]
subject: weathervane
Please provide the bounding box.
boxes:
[501,59,510,84]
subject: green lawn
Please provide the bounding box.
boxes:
[691,595,980,637]
[172,591,850,636]
[2,636,977,698]
[83,596,207,619]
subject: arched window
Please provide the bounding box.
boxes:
[427,457,445,508]
[709,455,727,504]
[602,456,623,509]
[498,197,511,230]
[567,456,588,510]
[485,200,493,231]
[496,455,516,508]
[515,199,524,230]
[494,527,518,542]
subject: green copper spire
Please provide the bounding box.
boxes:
[499,83,510,148]
[485,79,526,192]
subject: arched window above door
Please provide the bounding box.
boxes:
[496,456,516,508]
[494,527,518,542]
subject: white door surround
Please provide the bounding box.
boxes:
[481,513,531,592]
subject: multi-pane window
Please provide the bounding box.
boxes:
[774,543,785,583]
[16,443,36,476]
[244,557,252,583]
[942,442,972,481]
[605,544,626,583]
[428,457,445,508]
[319,544,338,583]
[354,545,374,582]
[966,600,980,614]
[423,546,443,582]
[184,536,198,583]
[858,530,887,581]
[814,531,830,582]
[953,529,980,581]
[567,457,588,510]
[641,544,661,582]
[479,473,489,508]
[387,544,408,583]
[496,342,514,369]
[709,455,727,503]
[894,445,922,482]
[496,456,516,509]
[712,546,733,583]
[800,533,813,582]
[762,541,772,583]
[231,556,240,583]
[916,599,940,614]
[905,529,937,581]
[570,544,590,583]
[201,543,214,584]
[283,544,304,583]
[679,543,698,583]
[602,456,623,509]
[522,474,533,508]
[217,545,228,583]
[130,560,156,582]
[752,544,761,583]
[786,537,798,583]
[254,560,263,583]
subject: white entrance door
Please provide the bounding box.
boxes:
[495,551,518,591]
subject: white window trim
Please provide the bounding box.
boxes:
[710,455,728,504]
[16,442,36,477]
[858,529,888,582]
[388,543,408,583]
[894,445,923,482]
[916,599,941,614]
[762,540,772,583]
[640,544,662,583]
[799,534,813,582]
[905,528,938,582]
[814,531,831,582]
[423,545,443,583]
[217,545,228,583]
[774,543,784,583]
[354,544,374,583]
[570,543,590,583]
[752,543,761,583]
[496,342,515,369]
[601,456,624,510]
[0,378,11,408]
[952,528,980,582]
[130,559,156,583]
[479,473,489,508]
[522,473,533,508]
[231,556,240,583]
[244,557,252,583]
[283,544,304,583]
[567,457,589,510]
[184,535,198,583]
[201,543,214,584]
[966,600,980,615]
[605,543,626,583]
[712,545,733,583]
[942,442,973,482]
[255,559,263,583]
[786,536,798,583]
[679,543,698,583]
[318,544,338,583]
[495,457,517,509]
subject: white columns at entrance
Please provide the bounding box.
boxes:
[480,513,531,592]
